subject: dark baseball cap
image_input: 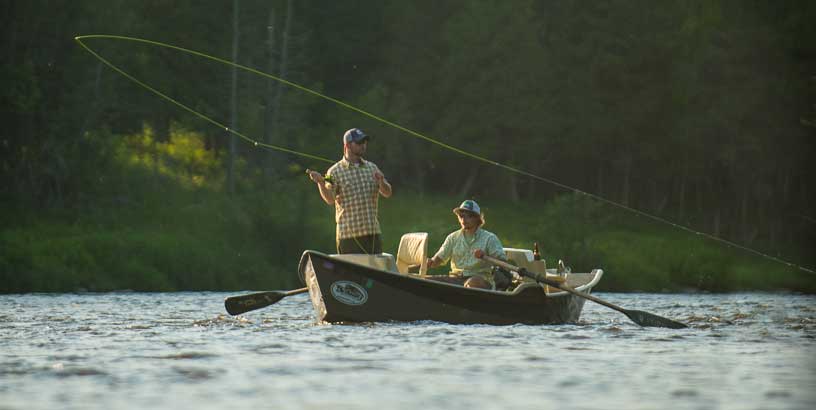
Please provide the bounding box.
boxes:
[343,128,370,144]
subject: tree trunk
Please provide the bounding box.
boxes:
[263,6,278,178]
[620,154,631,207]
[596,162,605,202]
[653,180,668,214]
[507,151,519,203]
[78,62,104,139]
[740,182,749,243]
[781,166,791,247]
[713,208,721,237]
[458,167,478,198]
[149,112,170,182]
[227,0,240,195]
[264,0,294,180]
[271,0,294,139]
[275,0,294,114]
[508,173,519,203]
[416,161,427,198]
[678,160,687,222]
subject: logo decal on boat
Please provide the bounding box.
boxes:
[330,281,368,306]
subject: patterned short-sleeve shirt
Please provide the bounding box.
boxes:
[433,228,506,277]
[326,157,383,239]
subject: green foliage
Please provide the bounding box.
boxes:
[0,187,326,293]
[116,123,225,189]
[2,1,814,293]
[0,123,333,292]
[2,186,814,293]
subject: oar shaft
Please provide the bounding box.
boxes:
[481,255,523,273]
[522,268,625,314]
[284,287,310,297]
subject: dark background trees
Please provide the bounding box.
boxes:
[1,0,814,292]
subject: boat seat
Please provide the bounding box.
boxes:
[504,247,547,273]
[396,232,429,275]
[329,253,399,273]
[503,248,533,266]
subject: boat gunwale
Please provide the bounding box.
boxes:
[301,250,603,298]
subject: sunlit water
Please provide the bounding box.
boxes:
[1,292,813,410]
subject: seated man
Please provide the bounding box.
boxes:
[426,200,507,289]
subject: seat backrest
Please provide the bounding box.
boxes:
[503,248,534,269]
[330,253,399,273]
[396,232,429,275]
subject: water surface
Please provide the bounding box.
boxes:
[1,292,813,410]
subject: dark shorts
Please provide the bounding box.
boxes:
[337,234,383,254]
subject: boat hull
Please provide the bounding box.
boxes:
[300,250,602,325]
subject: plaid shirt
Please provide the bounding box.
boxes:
[326,157,383,239]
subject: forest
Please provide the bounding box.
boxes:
[2,0,814,293]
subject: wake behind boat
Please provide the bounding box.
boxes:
[298,242,604,325]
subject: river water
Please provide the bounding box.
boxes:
[0,292,813,410]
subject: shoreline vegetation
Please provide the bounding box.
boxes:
[3,2,814,294]
[0,191,816,293]
[2,175,813,294]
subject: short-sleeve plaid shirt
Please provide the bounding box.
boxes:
[326,157,383,240]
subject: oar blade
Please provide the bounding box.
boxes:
[625,309,688,329]
[224,291,286,316]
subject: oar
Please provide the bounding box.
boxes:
[224,287,309,316]
[479,255,687,329]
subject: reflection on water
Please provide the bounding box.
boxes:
[0,292,813,410]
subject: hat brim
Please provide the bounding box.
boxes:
[453,207,479,216]
[347,136,371,143]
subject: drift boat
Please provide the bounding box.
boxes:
[228,233,683,328]
[297,247,603,325]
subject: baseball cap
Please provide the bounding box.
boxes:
[453,200,481,216]
[343,128,370,144]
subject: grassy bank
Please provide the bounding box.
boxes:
[1,183,814,293]
[0,181,333,293]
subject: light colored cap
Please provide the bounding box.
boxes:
[453,200,481,216]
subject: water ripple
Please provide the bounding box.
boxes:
[1,292,814,410]
[153,352,218,360]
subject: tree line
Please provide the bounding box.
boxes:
[2,0,814,270]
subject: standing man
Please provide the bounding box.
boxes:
[307,128,392,254]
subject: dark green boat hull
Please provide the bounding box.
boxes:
[299,251,602,325]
